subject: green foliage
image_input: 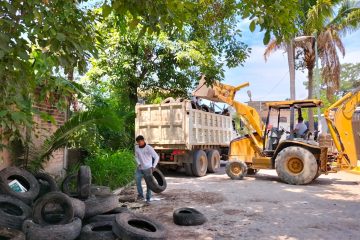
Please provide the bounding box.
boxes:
[340,62,360,93]
[28,108,123,171]
[85,149,136,189]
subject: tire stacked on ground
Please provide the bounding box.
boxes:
[173,208,207,226]
[0,166,168,239]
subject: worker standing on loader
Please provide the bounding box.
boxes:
[135,135,159,204]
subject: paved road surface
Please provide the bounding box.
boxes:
[136,166,360,240]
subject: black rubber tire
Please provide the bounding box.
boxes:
[184,163,193,176]
[0,227,25,240]
[32,192,74,225]
[84,195,119,218]
[275,146,318,185]
[90,185,111,196]
[34,172,59,198]
[86,207,130,224]
[22,218,82,240]
[247,168,259,175]
[143,168,167,193]
[80,221,116,240]
[161,97,175,104]
[0,194,32,230]
[77,166,92,199]
[192,150,208,177]
[313,167,322,180]
[70,197,86,219]
[173,207,207,226]
[206,150,220,173]
[62,174,78,197]
[113,212,167,240]
[0,167,40,205]
[225,160,247,180]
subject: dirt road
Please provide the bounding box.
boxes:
[129,166,360,240]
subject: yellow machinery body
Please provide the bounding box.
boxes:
[193,76,359,173]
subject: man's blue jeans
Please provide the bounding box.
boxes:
[135,168,151,201]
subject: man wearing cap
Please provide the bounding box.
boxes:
[135,135,159,203]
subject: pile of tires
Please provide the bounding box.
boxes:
[0,166,167,240]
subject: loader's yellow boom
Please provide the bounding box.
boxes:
[325,86,360,169]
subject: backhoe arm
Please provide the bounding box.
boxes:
[324,87,360,169]
[193,76,264,145]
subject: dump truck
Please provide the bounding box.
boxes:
[135,98,236,176]
[193,76,360,184]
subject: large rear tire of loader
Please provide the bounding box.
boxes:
[275,146,318,185]
[192,150,208,177]
[206,150,220,173]
[225,160,247,180]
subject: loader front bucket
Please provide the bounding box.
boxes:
[192,77,220,102]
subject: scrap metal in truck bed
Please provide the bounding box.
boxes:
[135,99,235,176]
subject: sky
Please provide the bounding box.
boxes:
[223,19,360,103]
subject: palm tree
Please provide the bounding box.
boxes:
[264,0,360,132]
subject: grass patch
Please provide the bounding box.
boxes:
[85,149,136,190]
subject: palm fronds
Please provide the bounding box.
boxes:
[28,108,124,171]
[264,39,285,61]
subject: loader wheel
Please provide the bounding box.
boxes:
[275,146,318,185]
[206,150,220,173]
[225,160,247,180]
[192,150,208,177]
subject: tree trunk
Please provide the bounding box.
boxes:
[308,66,315,132]
[287,42,296,138]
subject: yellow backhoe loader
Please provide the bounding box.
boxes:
[193,76,359,184]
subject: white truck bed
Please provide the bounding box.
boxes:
[135,100,234,150]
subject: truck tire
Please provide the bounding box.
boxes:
[22,218,81,240]
[80,221,116,240]
[0,195,32,230]
[34,172,59,199]
[225,160,247,180]
[77,166,92,199]
[84,195,119,218]
[275,146,318,185]
[32,192,74,225]
[90,185,111,196]
[0,167,40,205]
[143,168,167,193]
[62,174,78,197]
[86,207,130,224]
[206,150,220,173]
[173,208,207,226]
[0,227,25,240]
[192,150,208,177]
[112,212,167,240]
[184,163,193,176]
[70,197,86,219]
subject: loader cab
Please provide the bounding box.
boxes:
[263,100,323,153]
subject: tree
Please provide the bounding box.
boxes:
[340,62,360,93]
[86,5,251,108]
[264,0,360,131]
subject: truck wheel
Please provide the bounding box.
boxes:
[275,146,318,185]
[192,150,208,177]
[225,160,247,180]
[184,163,193,176]
[206,150,220,173]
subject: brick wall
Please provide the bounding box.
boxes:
[0,103,67,176]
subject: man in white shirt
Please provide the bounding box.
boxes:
[294,117,308,137]
[135,135,159,203]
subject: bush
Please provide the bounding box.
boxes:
[85,149,136,190]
